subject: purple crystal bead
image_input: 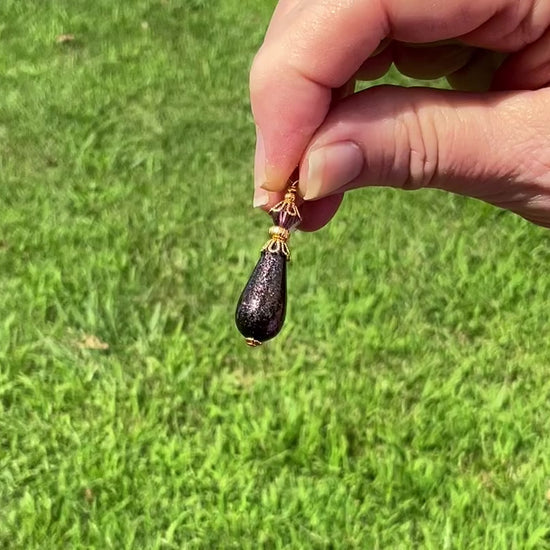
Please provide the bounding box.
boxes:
[271,209,301,231]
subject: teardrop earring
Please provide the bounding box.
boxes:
[235,181,302,346]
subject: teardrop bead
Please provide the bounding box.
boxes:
[235,250,287,345]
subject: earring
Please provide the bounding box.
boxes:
[235,181,301,346]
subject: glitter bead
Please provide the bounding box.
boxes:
[235,250,287,344]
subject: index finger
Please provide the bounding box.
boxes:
[250,0,527,191]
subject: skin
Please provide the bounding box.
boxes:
[249,0,550,231]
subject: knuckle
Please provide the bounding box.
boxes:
[398,104,440,191]
[249,49,272,101]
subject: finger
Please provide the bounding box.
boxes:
[293,78,355,231]
[447,50,506,91]
[250,0,541,193]
[293,78,356,230]
[255,76,356,228]
[332,78,356,102]
[253,125,270,208]
[298,194,344,232]
[355,47,394,81]
[298,85,550,223]
[492,28,550,90]
[392,42,475,80]
[251,1,383,192]
[262,0,307,41]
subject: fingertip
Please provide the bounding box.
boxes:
[253,187,270,208]
[253,126,266,191]
[299,141,364,201]
[298,193,344,232]
[260,171,291,192]
[250,48,333,193]
[261,189,285,213]
[255,126,297,192]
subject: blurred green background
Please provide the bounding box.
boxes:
[1,1,550,548]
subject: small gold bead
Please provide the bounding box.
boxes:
[268,226,290,241]
[245,337,262,347]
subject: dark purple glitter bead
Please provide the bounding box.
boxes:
[235,250,287,344]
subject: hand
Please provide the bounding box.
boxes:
[249,0,550,230]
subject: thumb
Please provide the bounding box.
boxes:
[299,86,550,227]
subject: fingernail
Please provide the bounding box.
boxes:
[254,126,292,192]
[254,126,266,190]
[260,166,288,192]
[301,141,364,200]
[253,186,269,208]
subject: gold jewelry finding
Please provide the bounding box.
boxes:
[235,178,303,347]
[260,181,300,260]
[262,237,290,258]
[270,182,302,221]
[268,226,290,241]
[245,337,262,347]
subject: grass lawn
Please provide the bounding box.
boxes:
[1,1,550,548]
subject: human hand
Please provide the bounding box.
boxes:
[250,0,550,230]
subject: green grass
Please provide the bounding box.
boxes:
[1,1,550,548]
